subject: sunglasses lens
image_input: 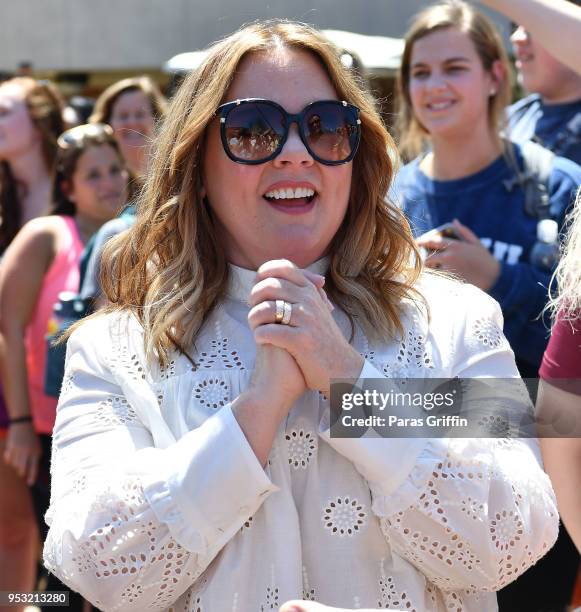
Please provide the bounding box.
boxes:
[303,102,359,163]
[223,102,285,162]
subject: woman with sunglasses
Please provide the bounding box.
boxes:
[0,123,128,610]
[0,76,65,610]
[42,21,557,611]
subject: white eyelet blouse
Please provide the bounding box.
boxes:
[43,263,558,612]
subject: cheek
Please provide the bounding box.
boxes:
[408,83,424,114]
[70,178,95,203]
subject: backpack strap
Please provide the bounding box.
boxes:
[502,141,555,220]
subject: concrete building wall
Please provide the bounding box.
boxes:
[0,0,508,72]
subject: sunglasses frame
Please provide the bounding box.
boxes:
[217,98,362,166]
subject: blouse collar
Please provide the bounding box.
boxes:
[226,257,330,305]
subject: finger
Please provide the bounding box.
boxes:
[248,300,301,330]
[416,237,453,251]
[425,252,449,269]
[249,277,312,308]
[254,323,302,355]
[452,219,480,244]
[318,287,334,311]
[27,455,39,487]
[255,259,311,288]
[13,453,27,479]
[303,269,326,288]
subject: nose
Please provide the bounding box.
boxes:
[510,25,529,45]
[273,123,314,167]
[424,73,447,93]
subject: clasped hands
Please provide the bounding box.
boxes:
[247,259,364,403]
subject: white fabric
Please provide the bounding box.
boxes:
[43,265,558,612]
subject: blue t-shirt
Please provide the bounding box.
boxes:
[393,144,581,370]
[507,93,581,165]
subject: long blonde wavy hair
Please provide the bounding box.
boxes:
[396,0,511,160]
[548,190,581,322]
[98,20,422,365]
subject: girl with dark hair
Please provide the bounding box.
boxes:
[0,76,64,610]
[0,123,128,609]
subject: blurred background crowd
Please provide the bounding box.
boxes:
[0,0,580,611]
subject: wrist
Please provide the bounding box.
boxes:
[236,388,292,415]
[8,415,33,425]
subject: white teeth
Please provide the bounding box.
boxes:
[264,187,316,200]
[429,101,453,110]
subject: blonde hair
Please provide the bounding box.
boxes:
[548,190,581,322]
[396,0,511,159]
[89,76,167,125]
[98,20,422,365]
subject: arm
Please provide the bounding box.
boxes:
[0,218,55,484]
[538,381,581,554]
[320,286,558,592]
[44,316,283,610]
[480,0,581,74]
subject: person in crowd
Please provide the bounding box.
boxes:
[480,0,581,75]
[89,76,167,186]
[42,20,558,611]
[506,0,581,164]
[393,3,581,610]
[0,123,128,611]
[0,76,65,609]
[538,193,581,554]
[394,0,581,376]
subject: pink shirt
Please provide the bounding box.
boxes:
[25,216,83,434]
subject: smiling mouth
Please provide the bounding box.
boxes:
[427,101,456,110]
[263,186,316,205]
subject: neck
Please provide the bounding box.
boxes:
[541,77,581,105]
[120,144,147,180]
[422,129,502,181]
[74,213,105,245]
[6,148,53,224]
[7,144,51,190]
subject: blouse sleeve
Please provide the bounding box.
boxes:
[43,316,277,611]
[320,284,559,593]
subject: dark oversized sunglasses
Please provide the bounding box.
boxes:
[217,98,361,165]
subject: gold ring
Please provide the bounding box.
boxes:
[275,300,285,323]
[281,301,292,325]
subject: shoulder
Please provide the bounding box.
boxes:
[415,272,501,320]
[393,158,422,186]
[2,215,69,263]
[413,272,504,348]
[68,310,146,364]
[391,158,424,207]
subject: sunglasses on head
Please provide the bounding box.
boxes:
[57,123,113,149]
[216,98,361,166]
